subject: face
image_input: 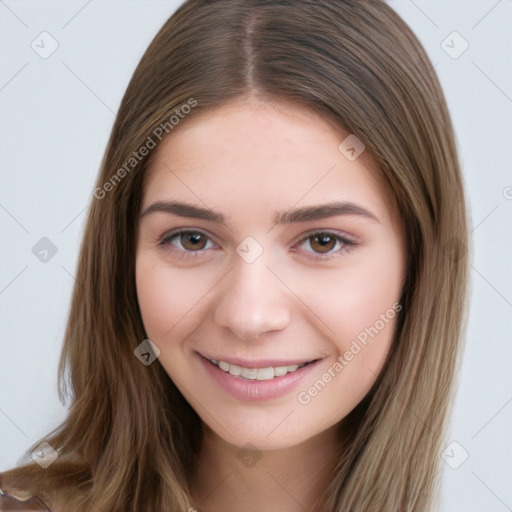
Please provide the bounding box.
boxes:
[136,98,406,450]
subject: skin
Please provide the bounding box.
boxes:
[136,97,406,512]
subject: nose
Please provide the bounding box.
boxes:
[213,255,292,341]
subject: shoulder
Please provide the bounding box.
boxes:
[0,471,53,512]
[0,462,87,512]
[0,489,51,511]
[0,456,92,512]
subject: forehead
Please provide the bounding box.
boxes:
[141,99,395,224]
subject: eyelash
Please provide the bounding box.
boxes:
[158,229,357,260]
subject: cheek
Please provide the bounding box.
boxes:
[293,241,404,401]
[335,259,402,354]
[135,258,211,341]
[300,244,403,337]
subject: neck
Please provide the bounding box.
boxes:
[190,424,342,512]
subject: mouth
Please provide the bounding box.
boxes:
[201,355,319,381]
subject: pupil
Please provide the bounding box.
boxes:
[182,232,206,250]
[312,235,335,253]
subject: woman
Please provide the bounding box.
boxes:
[0,0,469,510]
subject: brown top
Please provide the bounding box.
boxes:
[0,489,51,511]
[0,467,58,512]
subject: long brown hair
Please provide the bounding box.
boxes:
[1,1,470,510]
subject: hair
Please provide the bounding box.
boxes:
[1,1,470,510]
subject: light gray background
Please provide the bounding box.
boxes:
[1,1,511,510]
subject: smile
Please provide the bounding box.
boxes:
[197,352,322,401]
[205,357,315,381]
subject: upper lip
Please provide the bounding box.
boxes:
[198,352,320,368]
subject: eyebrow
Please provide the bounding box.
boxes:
[139,200,379,224]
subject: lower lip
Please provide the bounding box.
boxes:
[197,353,321,402]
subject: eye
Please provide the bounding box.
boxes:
[295,231,356,258]
[158,228,356,260]
[159,229,216,254]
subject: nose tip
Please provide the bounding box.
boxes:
[213,259,291,340]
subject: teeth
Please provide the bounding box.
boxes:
[209,358,310,380]
[240,367,258,379]
[273,366,288,377]
[228,364,242,376]
[256,367,274,380]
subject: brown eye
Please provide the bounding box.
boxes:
[160,230,214,253]
[309,234,337,253]
[296,231,356,259]
[180,232,208,251]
